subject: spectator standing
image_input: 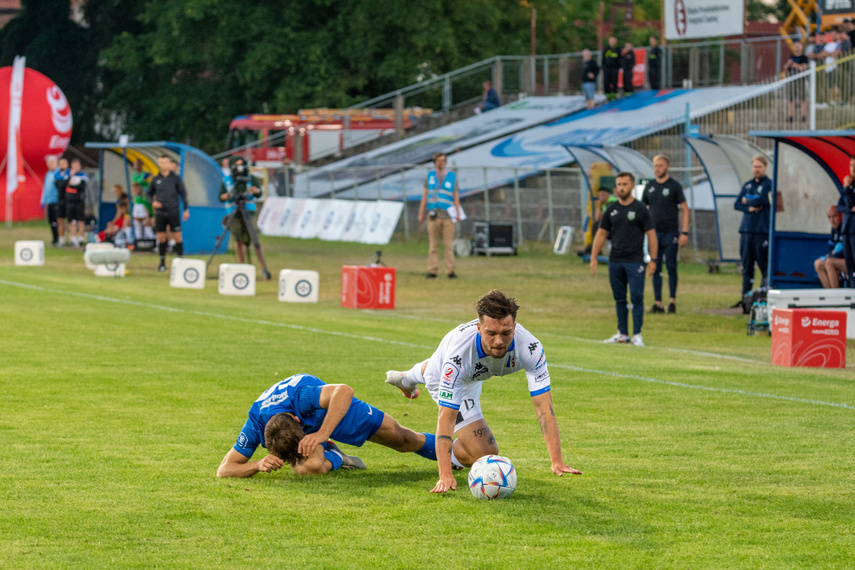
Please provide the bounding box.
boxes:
[418,152,461,279]
[783,42,809,123]
[823,30,842,104]
[130,182,155,245]
[40,155,59,245]
[65,158,88,247]
[54,157,70,247]
[838,155,855,286]
[475,81,501,114]
[845,19,855,48]
[734,155,772,297]
[647,36,662,90]
[603,36,621,101]
[815,205,846,288]
[806,31,825,61]
[621,41,635,95]
[838,26,852,52]
[642,155,690,313]
[581,49,599,110]
[147,155,190,272]
[591,172,658,346]
[131,158,151,193]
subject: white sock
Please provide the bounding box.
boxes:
[405,360,428,386]
[450,448,464,469]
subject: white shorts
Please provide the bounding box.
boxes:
[426,380,485,432]
[132,203,149,218]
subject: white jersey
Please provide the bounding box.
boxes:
[423,319,550,411]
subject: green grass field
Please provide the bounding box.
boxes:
[1,223,853,568]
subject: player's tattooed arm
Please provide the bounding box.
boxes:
[536,403,556,435]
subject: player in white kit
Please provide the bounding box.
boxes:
[386,290,581,493]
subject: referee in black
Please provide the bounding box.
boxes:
[147,155,190,272]
[591,171,658,347]
[642,154,690,313]
[603,36,621,101]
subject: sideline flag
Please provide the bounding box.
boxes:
[6,55,25,196]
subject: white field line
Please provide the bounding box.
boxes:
[2,278,852,411]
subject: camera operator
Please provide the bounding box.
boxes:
[147,155,190,272]
[219,157,270,277]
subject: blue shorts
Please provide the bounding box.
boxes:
[327,398,384,447]
[583,82,596,101]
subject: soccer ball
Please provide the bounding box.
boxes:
[468,455,517,499]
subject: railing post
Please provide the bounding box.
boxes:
[690,46,700,87]
[530,55,537,95]
[493,58,503,98]
[558,55,569,95]
[442,77,451,114]
[809,60,817,131]
[546,169,554,242]
[483,167,490,222]
[513,168,524,247]
[718,43,725,86]
[394,91,404,138]
[543,56,549,93]
[400,168,409,240]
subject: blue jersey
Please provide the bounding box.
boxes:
[734,176,772,235]
[233,374,383,458]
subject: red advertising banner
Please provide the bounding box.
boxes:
[341,265,396,310]
[0,63,72,222]
[771,309,847,368]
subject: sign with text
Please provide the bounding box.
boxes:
[770,308,846,368]
[665,0,744,40]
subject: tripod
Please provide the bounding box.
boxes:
[207,200,271,280]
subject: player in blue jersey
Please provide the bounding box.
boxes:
[217,374,437,477]
[385,290,581,493]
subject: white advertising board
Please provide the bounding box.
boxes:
[291,198,324,239]
[318,200,357,242]
[665,0,744,40]
[360,201,404,245]
[340,201,377,242]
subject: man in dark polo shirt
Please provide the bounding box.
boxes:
[642,154,690,314]
[147,155,190,272]
[603,36,621,101]
[591,172,658,346]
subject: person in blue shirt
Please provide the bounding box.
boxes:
[734,155,773,296]
[815,205,846,288]
[54,157,71,247]
[475,80,501,114]
[40,155,60,245]
[838,155,855,286]
[219,156,268,270]
[217,374,437,478]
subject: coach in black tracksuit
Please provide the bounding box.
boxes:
[734,156,772,296]
[603,36,621,101]
[621,42,635,95]
[147,155,190,272]
[648,36,662,90]
[838,156,855,286]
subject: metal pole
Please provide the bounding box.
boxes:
[684,102,699,261]
[483,166,490,222]
[809,61,817,131]
[443,77,451,114]
[513,168,524,247]
[546,169,554,242]
[400,168,409,240]
[543,56,549,93]
[718,43,725,86]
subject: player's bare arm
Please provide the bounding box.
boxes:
[531,392,582,476]
[298,383,355,457]
[645,229,658,276]
[430,407,458,493]
[590,228,609,275]
[216,447,285,478]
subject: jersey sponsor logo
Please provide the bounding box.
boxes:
[628,211,636,220]
[260,392,289,409]
[528,342,539,354]
[505,353,515,368]
[450,355,462,366]
[442,362,460,384]
[439,389,454,400]
[237,432,249,448]
[462,398,476,411]
[366,406,373,415]
[610,209,618,216]
[535,371,549,382]
[534,349,547,369]
[663,188,670,196]
[472,362,489,379]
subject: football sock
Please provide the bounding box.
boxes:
[323,448,344,471]
[450,448,465,469]
[175,242,183,257]
[414,433,437,461]
[405,360,427,387]
[158,242,167,263]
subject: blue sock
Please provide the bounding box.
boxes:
[414,433,437,461]
[323,449,344,471]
